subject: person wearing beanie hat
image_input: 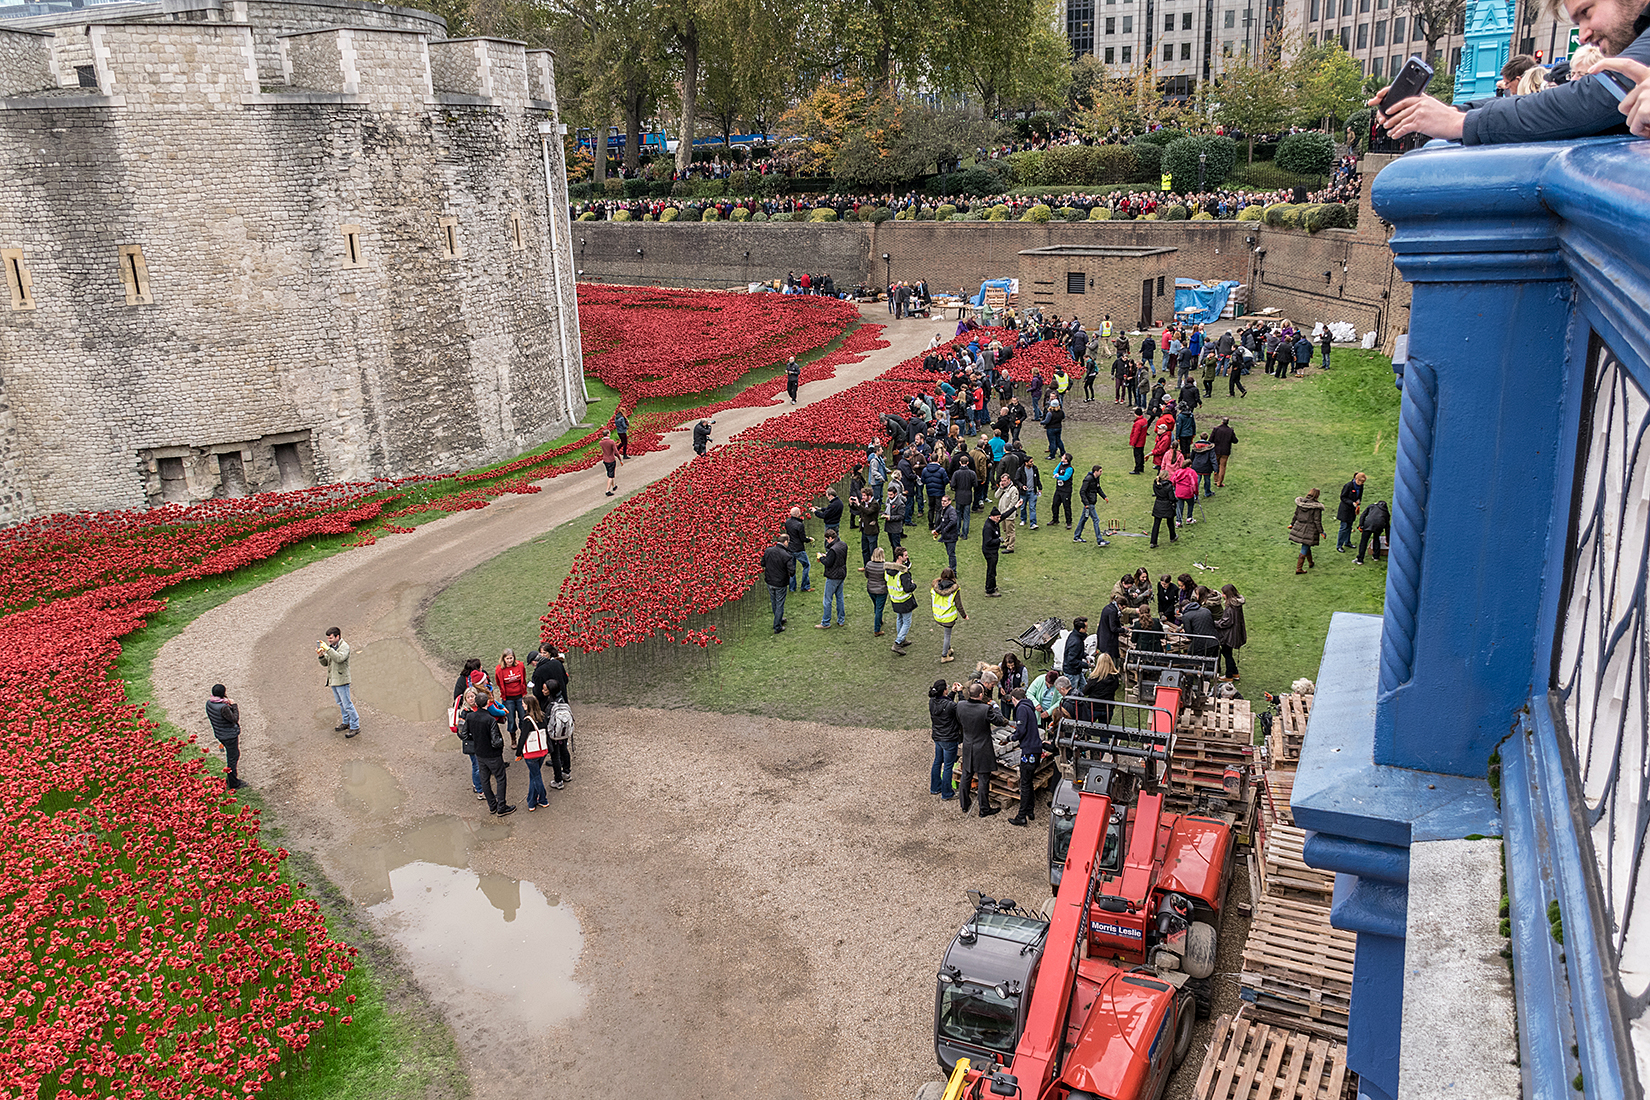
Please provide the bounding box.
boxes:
[205,684,242,790]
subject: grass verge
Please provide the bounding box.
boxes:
[114,539,468,1100]
[420,348,1400,731]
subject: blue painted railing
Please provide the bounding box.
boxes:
[1296,137,1650,1100]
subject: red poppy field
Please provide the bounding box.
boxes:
[538,328,1049,652]
[0,287,875,1098]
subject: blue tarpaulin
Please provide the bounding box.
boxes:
[970,279,1016,307]
[1174,279,1241,324]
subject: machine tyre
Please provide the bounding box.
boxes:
[1039,895,1057,920]
[1172,991,1197,1068]
[1183,921,1217,980]
[1187,976,1214,1018]
[915,1082,947,1100]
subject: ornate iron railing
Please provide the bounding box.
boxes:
[1554,332,1650,1083]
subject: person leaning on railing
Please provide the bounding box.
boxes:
[1372,0,1650,143]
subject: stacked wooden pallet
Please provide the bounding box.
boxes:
[1193,1014,1353,1100]
[1239,898,1357,1039]
[1256,824,1335,905]
[1269,693,1313,763]
[983,755,1058,810]
[1167,733,1254,801]
[1179,698,1255,743]
[1261,766,1297,830]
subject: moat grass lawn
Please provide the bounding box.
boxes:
[422,348,1401,731]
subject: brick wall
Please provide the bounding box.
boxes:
[573,222,872,290]
[0,23,581,522]
[577,216,1407,344]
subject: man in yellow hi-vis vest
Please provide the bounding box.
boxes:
[1100,316,1112,340]
[1161,172,1172,192]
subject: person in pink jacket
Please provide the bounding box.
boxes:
[1171,464,1200,527]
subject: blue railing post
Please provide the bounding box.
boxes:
[1373,143,1573,778]
[1295,137,1650,1100]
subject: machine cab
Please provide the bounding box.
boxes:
[934,893,1047,1074]
[1048,776,1127,890]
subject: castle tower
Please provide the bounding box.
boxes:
[0,1,584,521]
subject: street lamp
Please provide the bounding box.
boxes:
[1198,151,1207,191]
[883,252,892,290]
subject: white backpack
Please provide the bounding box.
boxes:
[549,702,574,742]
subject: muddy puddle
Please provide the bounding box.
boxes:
[369,861,585,1031]
[351,637,452,724]
[336,759,405,817]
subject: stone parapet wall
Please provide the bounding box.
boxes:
[88,22,258,105]
[0,27,53,95]
[278,25,433,108]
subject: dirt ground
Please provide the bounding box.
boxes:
[149,308,1247,1100]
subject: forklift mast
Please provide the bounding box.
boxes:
[1007,786,1114,1100]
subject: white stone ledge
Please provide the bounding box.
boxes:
[0,94,126,109]
[1399,837,1520,1099]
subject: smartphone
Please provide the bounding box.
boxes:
[1380,55,1436,114]
[1596,70,1636,103]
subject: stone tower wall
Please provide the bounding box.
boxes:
[0,18,582,521]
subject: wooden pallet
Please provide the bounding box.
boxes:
[1240,897,1355,1039]
[1193,1014,1352,1100]
[1178,699,1256,744]
[966,756,1059,810]
[1260,825,1334,905]
[1167,732,1253,800]
[1261,767,1297,829]
[1269,693,1312,763]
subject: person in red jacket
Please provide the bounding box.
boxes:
[1128,408,1149,474]
[494,650,530,738]
[1151,407,1177,470]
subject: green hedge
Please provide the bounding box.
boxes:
[935,203,958,221]
[1003,145,1141,187]
[1276,131,1336,177]
[1238,204,1265,222]
[1089,206,1113,221]
[1132,129,1184,148]
[1022,203,1053,222]
[1128,141,1163,184]
[1262,202,1302,228]
[1301,202,1356,231]
[926,165,1009,197]
[1163,135,1238,192]
[1162,203,1189,221]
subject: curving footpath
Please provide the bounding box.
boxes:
[148,308,1060,1100]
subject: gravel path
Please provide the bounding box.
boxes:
[149,307,1247,1100]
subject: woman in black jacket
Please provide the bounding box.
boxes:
[929,679,963,797]
[1150,471,1178,547]
[1075,653,1122,725]
[1215,583,1248,681]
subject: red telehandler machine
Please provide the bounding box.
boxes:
[931,667,1238,1100]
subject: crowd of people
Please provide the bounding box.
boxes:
[975,124,1320,162]
[446,645,575,817]
[565,170,1361,224]
[736,309,1391,818]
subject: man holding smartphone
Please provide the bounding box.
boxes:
[1373,0,1649,143]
